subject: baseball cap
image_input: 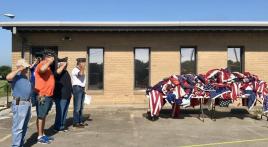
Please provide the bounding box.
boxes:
[76,58,86,63]
[58,57,68,62]
[43,49,56,57]
[16,59,30,68]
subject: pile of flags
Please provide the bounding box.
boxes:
[146,68,268,118]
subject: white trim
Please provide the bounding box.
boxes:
[2,21,268,27]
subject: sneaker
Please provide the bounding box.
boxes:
[37,136,51,144]
[80,122,88,126]
[43,135,54,141]
[59,128,69,133]
[73,123,85,128]
[53,128,68,133]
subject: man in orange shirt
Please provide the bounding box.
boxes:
[35,49,55,144]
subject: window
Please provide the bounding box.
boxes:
[227,47,243,72]
[134,48,150,89]
[88,48,104,90]
[180,47,196,74]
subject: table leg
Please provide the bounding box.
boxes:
[199,98,204,122]
[172,103,176,118]
[211,99,216,121]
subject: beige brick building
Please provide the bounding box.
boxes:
[1,21,268,105]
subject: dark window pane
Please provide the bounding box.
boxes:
[227,47,242,72]
[135,48,150,89]
[88,48,104,90]
[180,48,196,74]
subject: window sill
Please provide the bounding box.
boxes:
[86,90,104,95]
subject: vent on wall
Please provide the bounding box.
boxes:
[62,36,72,41]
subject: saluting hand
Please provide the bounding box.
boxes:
[17,66,25,72]
[47,57,54,65]
[61,62,67,67]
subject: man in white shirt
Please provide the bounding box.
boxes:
[71,58,87,128]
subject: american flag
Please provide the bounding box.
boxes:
[205,69,220,79]
[232,72,245,79]
[173,85,186,99]
[147,69,268,120]
[217,69,232,83]
[222,83,240,100]
[230,82,239,100]
[149,90,164,117]
[257,81,267,98]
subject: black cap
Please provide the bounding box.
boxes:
[76,58,86,63]
[58,57,68,62]
[43,49,56,57]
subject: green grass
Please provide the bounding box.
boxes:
[0,80,10,98]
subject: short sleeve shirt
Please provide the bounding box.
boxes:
[71,67,86,87]
[12,74,32,100]
[35,61,55,96]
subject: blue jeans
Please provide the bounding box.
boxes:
[11,100,31,147]
[54,98,70,130]
[73,86,85,124]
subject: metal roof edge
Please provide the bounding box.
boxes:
[2,21,268,27]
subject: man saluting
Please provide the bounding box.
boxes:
[6,59,32,147]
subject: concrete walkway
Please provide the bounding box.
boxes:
[1,106,268,147]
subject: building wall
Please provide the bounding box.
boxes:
[12,31,268,104]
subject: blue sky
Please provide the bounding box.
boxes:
[1,0,268,66]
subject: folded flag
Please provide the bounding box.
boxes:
[149,90,164,117]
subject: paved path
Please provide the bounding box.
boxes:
[1,106,268,147]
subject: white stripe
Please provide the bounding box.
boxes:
[0,116,11,120]
[207,70,219,79]
[153,91,160,115]
[157,93,163,111]
[0,134,11,142]
[154,90,158,115]
[174,86,179,98]
[0,119,36,143]
[149,92,153,116]
[180,86,186,97]
[152,90,156,115]
[232,83,238,98]
[249,95,257,111]
[220,71,224,83]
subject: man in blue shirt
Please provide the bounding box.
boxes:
[6,59,32,147]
